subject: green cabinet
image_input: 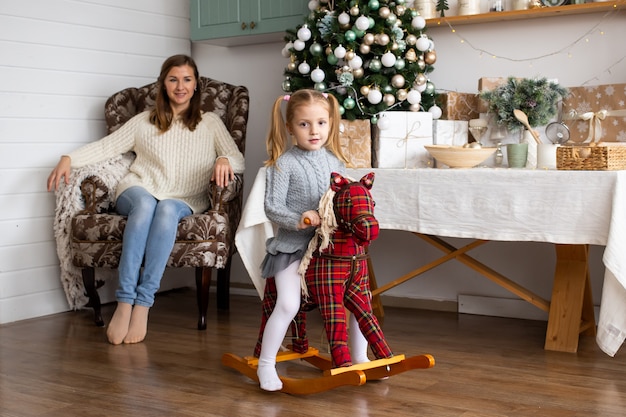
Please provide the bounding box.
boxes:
[191,0,309,45]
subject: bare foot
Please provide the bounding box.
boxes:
[123,305,149,344]
[107,302,133,345]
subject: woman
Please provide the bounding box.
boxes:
[47,54,245,345]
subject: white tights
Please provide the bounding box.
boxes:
[256,260,371,391]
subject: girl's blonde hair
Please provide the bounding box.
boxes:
[265,89,348,166]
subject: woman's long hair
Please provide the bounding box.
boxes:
[149,54,203,133]
[265,89,348,166]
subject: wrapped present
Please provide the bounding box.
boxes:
[373,111,433,169]
[338,119,372,168]
[433,120,469,146]
[562,84,626,143]
[477,77,524,113]
[436,92,480,121]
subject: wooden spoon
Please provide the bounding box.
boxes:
[513,109,542,145]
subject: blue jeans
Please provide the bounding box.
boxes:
[115,186,192,307]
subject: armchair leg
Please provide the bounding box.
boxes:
[82,267,104,327]
[196,267,212,330]
[217,257,232,311]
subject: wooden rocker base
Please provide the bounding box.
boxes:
[221,347,435,395]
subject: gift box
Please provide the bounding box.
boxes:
[436,92,480,121]
[372,111,433,169]
[338,119,372,168]
[562,84,626,143]
[433,120,469,146]
[477,77,524,113]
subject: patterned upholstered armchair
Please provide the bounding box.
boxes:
[68,77,248,330]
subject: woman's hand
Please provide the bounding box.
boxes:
[211,157,235,187]
[47,156,71,192]
[298,210,320,229]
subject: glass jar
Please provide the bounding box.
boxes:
[459,0,481,15]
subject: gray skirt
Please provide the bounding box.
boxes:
[261,250,303,279]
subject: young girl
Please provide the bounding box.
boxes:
[255,90,373,391]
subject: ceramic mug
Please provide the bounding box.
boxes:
[537,144,560,169]
[507,143,528,168]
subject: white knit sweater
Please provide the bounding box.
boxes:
[68,111,245,213]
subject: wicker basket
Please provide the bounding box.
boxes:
[556,145,626,171]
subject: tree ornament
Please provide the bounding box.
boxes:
[407,89,422,105]
[379,6,391,19]
[405,49,417,62]
[360,44,371,54]
[293,39,306,51]
[368,0,380,10]
[338,12,351,25]
[287,61,297,71]
[406,34,417,45]
[355,15,370,31]
[367,88,383,104]
[334,45,347,59]
[360,85,371,96]
[369,58,382,72]
[386,14,397,26]
[376,33,390,46]
[311,67,326,83]
[381,51,396,67]
[353,68,364,78]
[309,42,323,56]
[417,57,426,70]
[424,50,437,65]
[415,73,427,86]
[327,54,339,65]
[345,30,357,42]
[383,93,396,107]
[350,6,360,16]
[282,78,291,92]
[282,42,293,58]
[363,33,375,45]
[428,105,443,120]
[394,58,406,70]
[383,84,393,94]
[308,0,320,11]
[298,62,311,74]
[424,81,436,95]
[409,103,421,112]
[314,82,327,91]
[412,16,426,30]
[297,26,312,41]
[370,115,378,124]
[345,50,355,61]
[396,5,406,16]
[391,74,405,88]
[343,97,356,110]
[396,89,408,101]
[416,36,431,52]
[377,115,390,130]
[349,55,363,69]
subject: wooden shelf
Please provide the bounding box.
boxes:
[426,1,625,27]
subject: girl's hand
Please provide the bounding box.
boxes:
[211,157,235,187]
[47,156,71,192]
[299,210,320,229]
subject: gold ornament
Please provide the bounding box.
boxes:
[405,48,417,62]
[396,89,408,101]
[287,61,297,71]
[353,68,364,78]
[391,74,405,88]
[345,50,355,61]
[360,44,371,55]
[409,103,421,112]
[396,5,406,15]
[424,50,437,65]
[383,93,396,106]
[363,33,375,45]
[376,33,390,46]
[417,57,426,70]
[325,46,333,56]
[350,6,360,16]
[415,73,427,86]
[391,42,399,51]
[406,34,417,45]
[379,6,390,19]
[360,85,371,96]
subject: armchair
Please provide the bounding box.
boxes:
[65,77,248,330]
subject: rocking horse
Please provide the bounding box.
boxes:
[222,172,434,394]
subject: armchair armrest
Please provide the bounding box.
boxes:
[208,173,243,213]
[78,176,115,215]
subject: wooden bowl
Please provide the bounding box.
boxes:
[425,145,496,168]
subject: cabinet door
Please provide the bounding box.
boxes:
[191,0,309,43]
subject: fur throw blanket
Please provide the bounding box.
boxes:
[53,154,133,309]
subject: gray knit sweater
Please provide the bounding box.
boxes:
[264,146,345,256]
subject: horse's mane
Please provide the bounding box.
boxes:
[297,183,340,298]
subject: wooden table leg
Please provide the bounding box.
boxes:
[544,244,596,353]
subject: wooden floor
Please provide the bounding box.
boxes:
[1,288,625,417]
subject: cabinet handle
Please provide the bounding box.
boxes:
[250,21,256,30]
[241,22,247,30]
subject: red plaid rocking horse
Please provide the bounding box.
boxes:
[222,172,434,394]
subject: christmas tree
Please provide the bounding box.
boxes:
[281,0,439,122]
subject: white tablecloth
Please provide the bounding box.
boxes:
[235,167,626,356]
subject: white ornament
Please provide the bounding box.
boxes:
[293,39,306,51]
[334,45,347,59]
[415,83,427,92]
[407,89,422,105]
[428,105,443,120]
[412,16,426,30]
[308,0,320,11]
[338,12,351,25]
[297,26,312,42]
[381,52,396,67]
[355,15,370,31]
[377,115,390,130]
[349,55,363,69]
[311,68,325,83]
[367,89,383,105]
[298,62,311,74]
[416,36,430,52]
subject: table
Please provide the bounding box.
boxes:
[235,167,626,356]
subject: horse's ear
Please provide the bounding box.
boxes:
[360,172,375,190]
[330,172,350,191]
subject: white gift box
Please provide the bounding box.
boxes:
[433,120,469,146]
[375,112,434,169]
